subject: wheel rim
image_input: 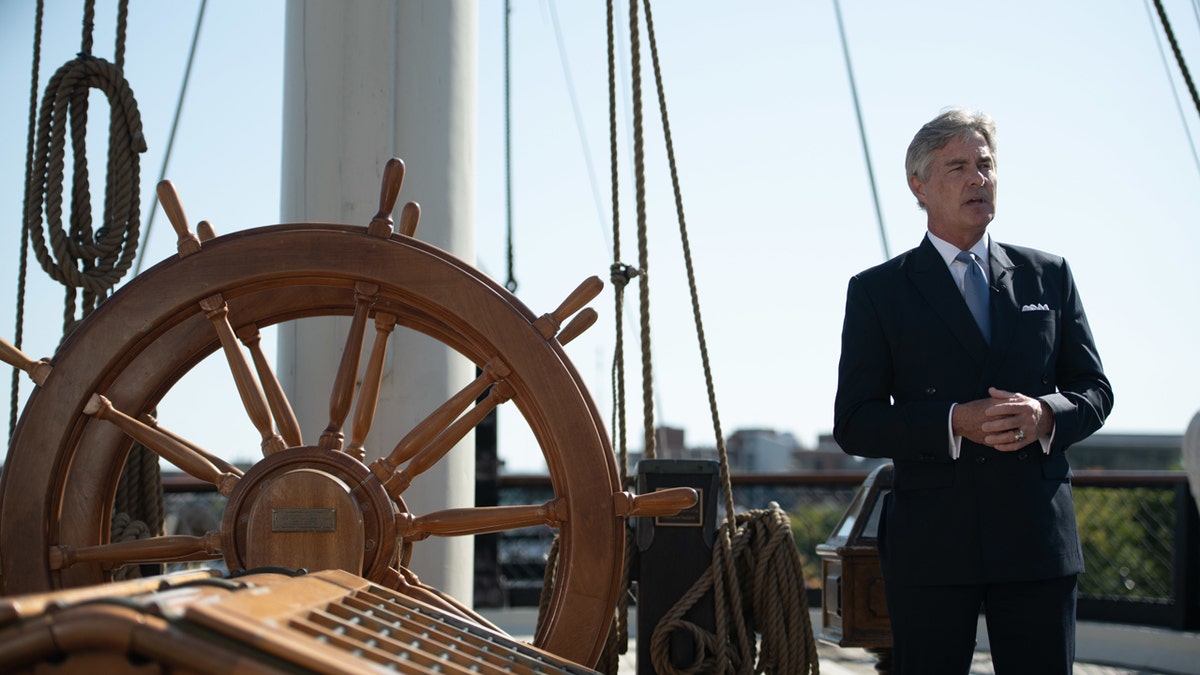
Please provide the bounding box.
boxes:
[0,223,621,665]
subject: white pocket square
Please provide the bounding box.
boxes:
[1021,303,1051,312]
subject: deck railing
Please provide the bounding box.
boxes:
[160,469,1199,630]
[482,470,1200,631]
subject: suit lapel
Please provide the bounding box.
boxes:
[906,237,989,364]
[986,241,1023,368]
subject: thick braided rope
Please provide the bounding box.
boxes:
[628,0,657,460]
[109,512,152,581]
[26,0,146,334]
[606,0,632,497]
[650,505,819,674]
[113,438,165,538]
[26,54,145,303]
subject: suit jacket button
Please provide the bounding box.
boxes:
[1018,451,1029,460]
[975,456,986,464]
[925,387,936,395]
[1042,376,1050,384]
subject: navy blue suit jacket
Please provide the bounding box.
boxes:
[833,236,1113,587]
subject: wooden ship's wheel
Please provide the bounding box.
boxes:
[0,159,692,668]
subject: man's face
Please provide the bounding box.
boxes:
[909,131,996,246]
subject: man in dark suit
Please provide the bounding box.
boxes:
[833,108,1113,674]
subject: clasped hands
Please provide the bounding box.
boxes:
[952,387,1053,452]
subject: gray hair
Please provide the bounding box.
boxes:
[905,108,997,182]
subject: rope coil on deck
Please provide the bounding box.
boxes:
[649,503,819,675]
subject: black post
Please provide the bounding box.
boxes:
[636,459,718,674]
[1173,483,1200,630]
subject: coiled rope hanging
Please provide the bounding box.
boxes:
[23,0,146,336]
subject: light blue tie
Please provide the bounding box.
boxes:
[956,250,990,342]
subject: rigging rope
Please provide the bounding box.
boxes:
[602,3,641,671]
[1152,0,1200,119]
[10,0,45,444]
[618,1,818,672]
[628,0,657,462]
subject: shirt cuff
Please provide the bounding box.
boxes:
[1038,422,1056,454]
[1037,397,1056,455]
[948,402,962,460]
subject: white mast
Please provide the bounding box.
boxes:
[278,0,478,601]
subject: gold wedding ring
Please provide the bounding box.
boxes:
[1014,429,1025,443]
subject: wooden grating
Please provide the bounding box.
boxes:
[0,569,599,674]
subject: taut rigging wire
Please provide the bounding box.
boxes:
[133,0,208,277]
[547,0,613,257]
[832,0,889,261]
[504,0,516,292]
[1146,0,1200,178]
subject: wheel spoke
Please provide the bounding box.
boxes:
[396,499,567,539]
[318,282,378,451]
[155,180,202,259]
[398,201,420,237]
[612,487,698,517]
[374,358,509,474]
[84,394,239,495]
[346,312,397,461]
[139,412,243,477]
[557,307,598,346]
[201,294,286,455]
[366,158,405,238]
[370,375,513,499]
[0,335,52,385]
[532,276,603,340]
[49,531,222,570]
[236,324,302,448]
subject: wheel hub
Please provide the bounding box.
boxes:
[220,447,400,580]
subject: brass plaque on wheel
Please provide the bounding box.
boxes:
[272,508,337,532]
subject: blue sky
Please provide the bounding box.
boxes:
[2,1,1199,473]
